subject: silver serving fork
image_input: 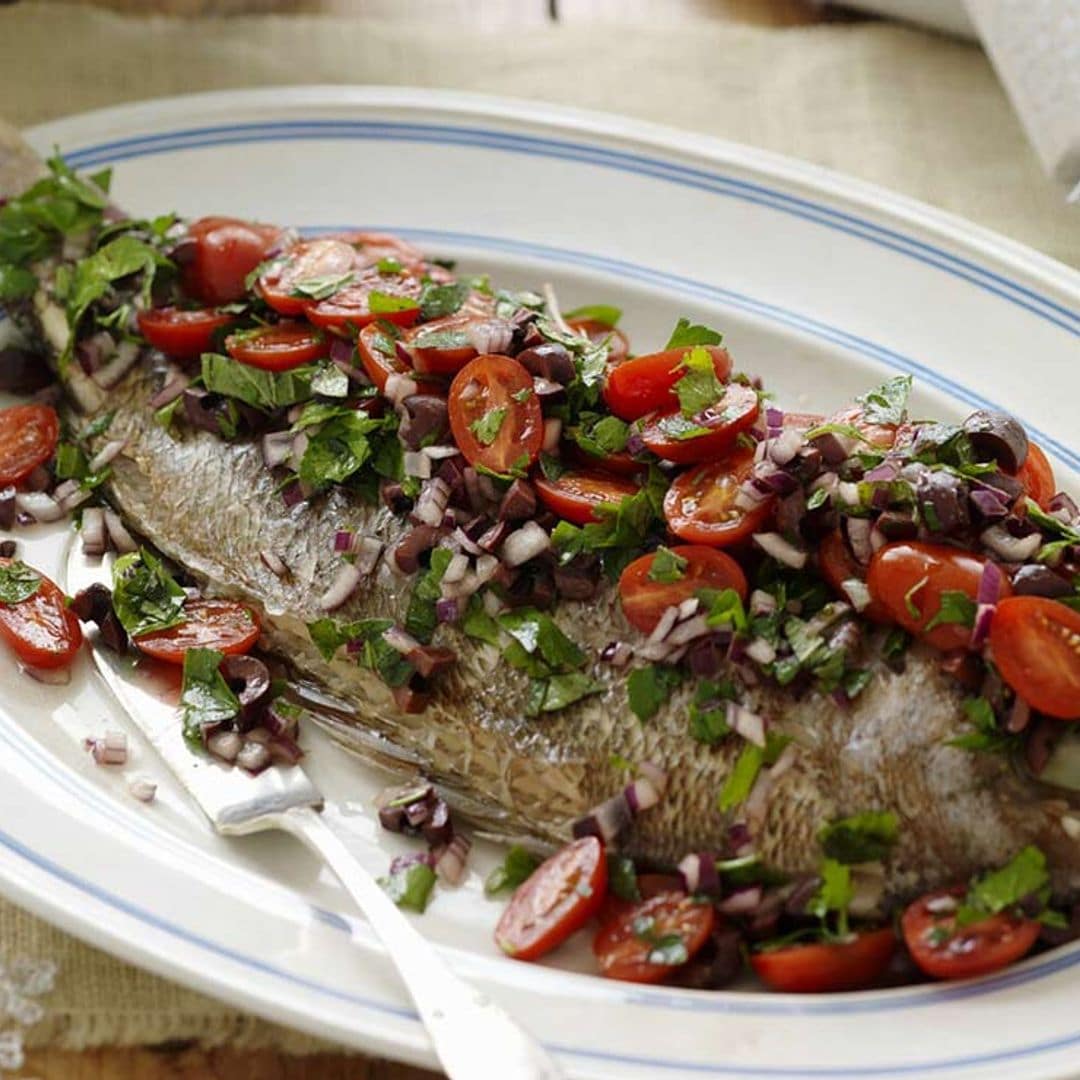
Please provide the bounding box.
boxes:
[67,546,564,1080]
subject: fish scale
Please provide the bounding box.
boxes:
[2,124,1079,905]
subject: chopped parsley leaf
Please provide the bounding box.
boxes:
[924,590,977,632]
[807,858,854,939]
[469,406,507,446]
[718,732,791,812]
[178,647,239,748]
[380,861,437,913]
[0,561,42,605]
[819,811,898,864]
[673,345,725,417]
[607,853,641,901]
[955,846,1052,928]
[664,317,723,350]
[367,290,420,314]
[946,696,1022,755]
[855,374,912,426]
[688,678,736,745]
[111,549,186,638]
[647,546,687,584]
[627,664,682,721]
[526,672,603,715]
[563,303,622,328]
[485,846,541,896]
[419,281,469,321]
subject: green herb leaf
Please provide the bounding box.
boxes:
[718,733,791,812]
[924,590,977,632]
[289,271,355,301]
[0,264,37,301]
[461,594,502,647]
[298,412,383,492]
[688,678,736,745]
[607,854,641,901]
[526,672,603,715]
[947,696,1022,755]
[697,587,748,633]
[367,290,420,314]
[856,374,912,426]
[178,647,239,747]
[664,318,723,350]
[419,281,469,321]
[201,353,319,410]
[647,546,687,584]
[0,561,42,605]
[627,664,682,721]
[807,858,854,938]
[498,608,586,672]
[674,345,724,418]
[820,811,898,864]
[309,617,415,688]
[484,846,541,896]
[1026,499,1080,542]
[469,406,507,446]
[656,413,711,441]
[956,846,1050,927]
[376,256,403,274]
[405,548,453,645]
[569,413,630,459]
[380,861,437,914]
[111,549,187,638]
[564,303,622,328]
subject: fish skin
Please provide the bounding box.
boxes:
[2,125,1079,903]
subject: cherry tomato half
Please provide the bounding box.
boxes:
[225,323,329,372]
[599,872,686,925]
[1015,443,1056,509]
[534,470,640,526]
[593,893,715,984]
[495,836,608,961]
[750,928,896,993]
[902,887,1040,980]
[828,404,900,451]
[332,230,428,274]
[448,355,543,475]
[640,383,759,465]
[990,596,1080,719]
[664,448,773,547]
[305,266,422,331]
[866,541,1012,652]
[618,546,748,634]
[0,559,83,670]
[0,404,60,487]
[133,599,261,663]
[818,530,891,623]
[568,317,631,365]
[603,346,731,421]
[137,306,237,360]
[180,216,283,306]
[256,238,358,315]
[406,297,499,377]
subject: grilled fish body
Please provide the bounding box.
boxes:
[3,124,1078,902]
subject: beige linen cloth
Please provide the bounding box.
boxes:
[0,0,1078,1058]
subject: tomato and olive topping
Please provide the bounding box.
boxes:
[901,887,1040,981]
[663,448,773,547]
[535,469,640,527]
[133,599,261,665]
[990,596,1080,720]
[603,345,730,420]
[0,560,83,670]
[618,545,748,633]
[593,893,715,984]
[750,929,896,993]
[138,307,237,360]
[225,323,329,372]
[0,404,60,487]
[447,355,543,475]
[640,383,759,466]
[867,541,1012,652]
[495,835,607,961]
[256,237,358,315]
[180,216,283,306]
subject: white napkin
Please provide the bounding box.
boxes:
[965,0,1080,197]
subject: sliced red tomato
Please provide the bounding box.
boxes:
[566,443,646,477]
[495,836,608,961]
[618,546,748,633]
[664,448,773,547]
[133,599,260,663]
[447,355,543,474]
[330,230,427,273]
[990,596,1080,719]
[640,383,759,465]
[305,266,422,331]
[180,216,283,306]
[0,404,60,487]
[0,559,82,670]
[603,345,732,421]
[406,296,499,377]
[568,317,631,365]
[256,238,358,315]
[818,530,891,623]
[593,893,715,984]
[902,888,1040,980]
[866,541,1012,651]
[225,323,329,372]
[827,404,899,450]
[137,306,237,360]
[1015,443,1055,509]
[599,873,686,925]
[534,470,640,526]
[751,928,896,993]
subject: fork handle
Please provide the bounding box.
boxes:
[282,807,565,1080]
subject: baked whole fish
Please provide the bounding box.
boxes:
[3,123,1080,969]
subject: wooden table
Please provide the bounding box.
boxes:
[37,1,841,1076]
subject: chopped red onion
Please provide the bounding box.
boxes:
[752,531,807,569]
[977,560,1005,605]
[267,733,305,766]
[647,604,680,644]
[744,637,777,665]
[572,791,633,844]
[624,776,661,813]
[58,481,93,513]
[91,340,140,389]
[842,517,873,565]
[149,374,189,410]
[403,451,432,480]
[383,625,421,655]
[465,318,514,356]
[89,439,126,473]
[89,730,128,766]
[864,458,900,483]
[259,549,288,577]
[206,729,242,764]
[735,480,772,513]
[281,482,305,509]
[718,885,764,915]
[262,431,293,469]
[237,740,272,775]
[542,417,562,453]
[421,444,462,461]
[1050,491,1079,524]
[767,428,804,467]
[385,373,419,407]
[441,551,470,585]
[500,521,551,567]
[128,776,157,803]
[319,562,362,611]
[414,477,451,527]
[666,614,710,647]
[103,510,138,554]
[969,486,1010,522]
[765,406,785,437]
[841,578,872,612]
[748,589,777,616]
[14,491,63,523]
[1007,695,1032,733]
[329,336,354,366]
[452,527,484,557]
[436,597,460,623]
[925,893,959,915]
[334,529,362,555]
[969,603,996,650]
[727,703,766,748]
[678,853,720,895]
[81,507,107,557]
[980,525,1041,563]
[434,834,472,886]
[356,537,383,575]
[637,761,668,796]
